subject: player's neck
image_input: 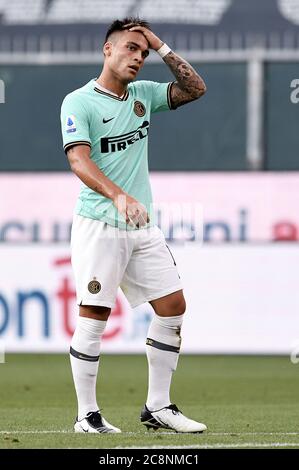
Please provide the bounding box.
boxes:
[96,72,127,98]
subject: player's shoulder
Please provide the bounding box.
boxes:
[129,80,159,96]
[62,80,94,106]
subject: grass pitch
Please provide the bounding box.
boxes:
[0,354,299,449]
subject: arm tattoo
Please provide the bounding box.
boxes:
[163,51,206,108]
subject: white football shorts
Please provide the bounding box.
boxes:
[71,214,183,309]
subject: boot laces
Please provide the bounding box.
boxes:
[166,404,181,415]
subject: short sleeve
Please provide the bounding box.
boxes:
[60,93,91,153]
[150,81,176,113]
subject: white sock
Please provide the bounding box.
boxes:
[70,316,106,420]
[146,314,183,411]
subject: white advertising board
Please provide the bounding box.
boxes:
[0,244,298,354]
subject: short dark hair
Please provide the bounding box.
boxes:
[104,17,151,43]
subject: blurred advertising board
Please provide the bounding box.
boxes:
[0,244,298,354]
[1,172,299,243]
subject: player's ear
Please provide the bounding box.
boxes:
[103,42,112,57]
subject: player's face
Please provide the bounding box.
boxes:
[105,31,149,84]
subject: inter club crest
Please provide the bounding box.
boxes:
[134,100,146,117]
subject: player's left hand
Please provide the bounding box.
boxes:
[126,25,163,51]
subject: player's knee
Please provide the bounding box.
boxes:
[79,305,111,320]
[171,296,186,316]
[177,297,186,315]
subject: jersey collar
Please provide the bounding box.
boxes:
[93,81,129,101]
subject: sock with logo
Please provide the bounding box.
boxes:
[70,316,106,420]
[145,314,183,411]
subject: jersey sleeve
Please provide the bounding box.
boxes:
[149,81,176,113]
[60,93,91,154]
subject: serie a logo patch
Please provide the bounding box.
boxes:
[65,115,77,133]
[134,100,146,117]
[88,278,101,294]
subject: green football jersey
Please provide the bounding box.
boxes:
[60,79,173,229]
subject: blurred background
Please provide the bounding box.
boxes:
[1,0,299,357]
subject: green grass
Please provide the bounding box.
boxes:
[0,354,299,449]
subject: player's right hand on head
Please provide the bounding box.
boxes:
[113,193,150,228]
